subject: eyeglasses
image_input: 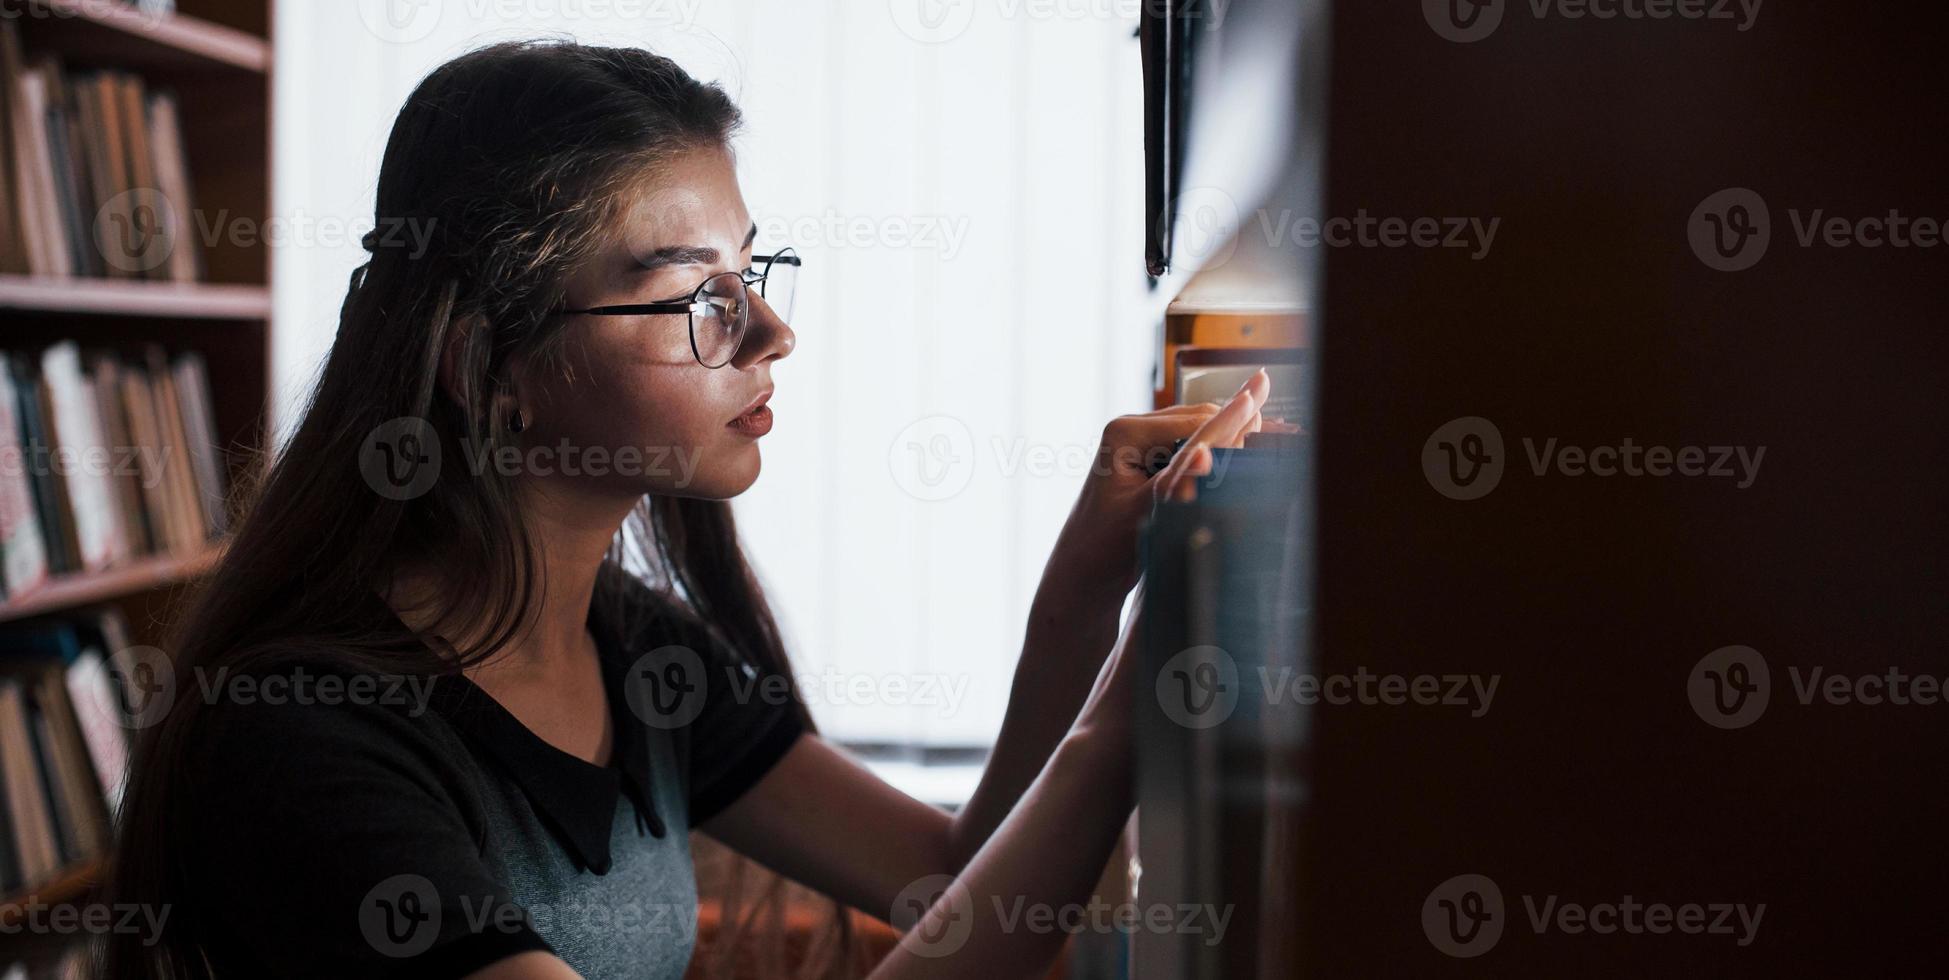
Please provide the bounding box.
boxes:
[559,247,800,368]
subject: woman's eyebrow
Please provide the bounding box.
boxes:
[622,224,760,276]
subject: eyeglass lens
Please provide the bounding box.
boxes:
[693,249,799,367]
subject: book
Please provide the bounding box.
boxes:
[0,680,59,886]
[0,353,49,597]
[73,74,117,279]
[64,645,129,812]
[0,750,16,894]
[0,21,24,276]
[112,71,161,281]
[11,59,63,276]
[32,664,109,862]
[173,352,225,534]
[89,353,153,555]
[57,72,99,279]
[20,679,80,866]
[0,617,125,875]
[41,342,126,570]
[0,53,201,284]
[1156,307,1306,409]
[1172,346,1307,428]
[146,345,204,549]
[0,344,227,585]
[39,64,88,279]
[12,360,78,575]
[146,91,200,282]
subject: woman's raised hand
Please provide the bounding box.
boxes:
[1041,369,1271,607]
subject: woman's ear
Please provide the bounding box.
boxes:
[436,312,486,413]
[437,313,533,431]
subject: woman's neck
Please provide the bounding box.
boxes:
[391,481,640,677]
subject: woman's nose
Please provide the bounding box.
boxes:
[735,293,795,366]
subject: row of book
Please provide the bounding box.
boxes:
[0,18,202,281]
[0,608,130,900]
[0,343,227,600]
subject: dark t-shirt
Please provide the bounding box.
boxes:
[176,580,804,979]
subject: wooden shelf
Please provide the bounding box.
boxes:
[20,0,269,74]
[0,857,104,930]
[0,544,222,625]
[0,275,270,320]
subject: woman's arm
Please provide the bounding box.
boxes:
[873,729,1131,978]
[466,952,585,979]
[703,588,1143,978]
[868,588,1141,978]
[948,372,1266,865]
[947,576,1123,867]
[704,378,1264,923]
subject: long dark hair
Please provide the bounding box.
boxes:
[102,39,858,979]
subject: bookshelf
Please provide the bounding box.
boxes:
[0,856,102,928]
[0,273,269,319]
[0,544,222,625]
[0,0,272,965]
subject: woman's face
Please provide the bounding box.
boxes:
[526,144,794,501]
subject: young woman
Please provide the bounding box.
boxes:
[103,40,1268,980]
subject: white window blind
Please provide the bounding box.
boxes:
[275,0,1152,748]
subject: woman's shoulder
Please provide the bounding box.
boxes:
[180,649,475,802]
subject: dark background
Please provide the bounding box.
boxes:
[1305,0,1949,974]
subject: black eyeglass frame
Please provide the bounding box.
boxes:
[557,249,802,368]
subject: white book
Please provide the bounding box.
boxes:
[65,649,129,813]
[40,342,127,569]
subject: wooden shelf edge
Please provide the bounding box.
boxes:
[0,857,105,927]
[0,545,222,625]
[0,275,270,320]
[33,0,270,73]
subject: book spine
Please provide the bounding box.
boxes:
[41,342,126,569]
[0,21,27,276]
[0,352,48,596]
[0,682,59,884]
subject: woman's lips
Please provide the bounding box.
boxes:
[728,391,773,437]
[728,404,772,437]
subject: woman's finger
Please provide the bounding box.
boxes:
[1177,370,1268,456]
[1155,442,1214,503]
[1113,408,1222,441]
[1149,372,1268,497]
